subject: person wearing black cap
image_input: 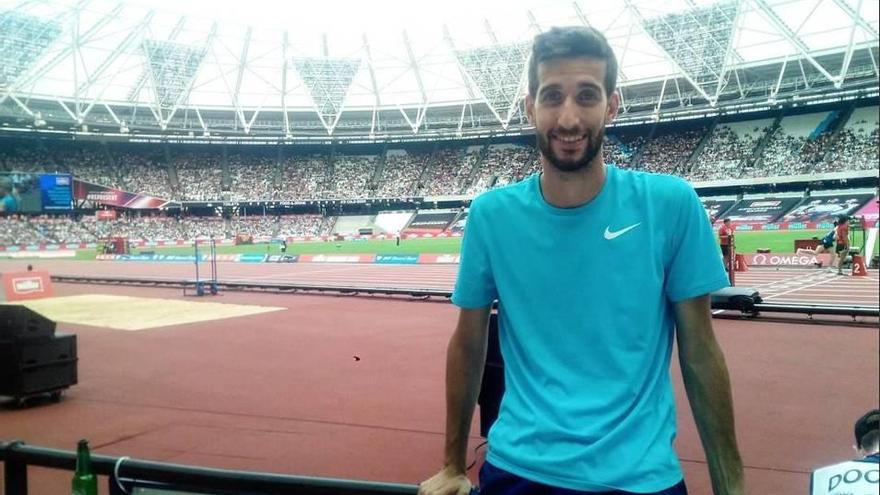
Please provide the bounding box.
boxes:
[810,408,879,495]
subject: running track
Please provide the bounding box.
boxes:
[0,261,877,495]
[5,260,878,308]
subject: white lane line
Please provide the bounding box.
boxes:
[737,272,829,289]
[763,277,839,300]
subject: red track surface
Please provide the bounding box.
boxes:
[0,260,878,495]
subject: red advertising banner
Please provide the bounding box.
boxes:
[298,254,376,263]
[96,210,118,220]
[73,179,172,209]
[418,254,461,264]
[1,270,54,301]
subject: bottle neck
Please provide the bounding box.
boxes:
[75,441,92,475]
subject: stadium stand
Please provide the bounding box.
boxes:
[748,111,831,178]
[469,144,537,194]
[0,215,52,245]
[603,134,643,169]
[330,154,379,199]
[0,105,877,212]
[278,154,327,200]
[633,127,707,174]
[229,216,276,237]
[173,150,224,201]
[420,148,473,196]
[228,149,278,201]
[111,148,174,198]
[822,106,879,173]
[378,150,426,198]
[276,214,333,237]
[689,119,774,181]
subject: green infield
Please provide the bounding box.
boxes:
[77,237,463,260]
[68,229,879,260]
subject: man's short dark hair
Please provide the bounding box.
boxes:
[855,409,879,449]
[528,26,618,98]
[723,218,731,224]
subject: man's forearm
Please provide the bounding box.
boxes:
[443,327,488,473]
[680,341,745,494]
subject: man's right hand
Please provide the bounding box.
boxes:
[417,466,473,495]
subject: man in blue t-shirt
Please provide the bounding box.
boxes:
[419,26,745,495]
[0,179,18,213]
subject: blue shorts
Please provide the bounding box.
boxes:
[476,461,688,495]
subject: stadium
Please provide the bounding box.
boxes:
[0,0,878,493]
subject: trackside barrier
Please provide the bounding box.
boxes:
[0,441,418,495]
[0,271,54,302]
[95,253,465,264]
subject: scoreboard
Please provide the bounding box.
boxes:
[0,172,73,213]
[39,174,73,211]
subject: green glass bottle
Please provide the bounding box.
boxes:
[71,439,98,495]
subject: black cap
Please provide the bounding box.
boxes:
[854,409,880,446]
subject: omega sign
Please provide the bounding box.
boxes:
[749,254,819,266]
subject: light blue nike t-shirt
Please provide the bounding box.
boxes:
[451,165,729,492]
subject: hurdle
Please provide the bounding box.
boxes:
[185,239,219,297]
[209,238,219,295]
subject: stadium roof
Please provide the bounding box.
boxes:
[1,0,878,138]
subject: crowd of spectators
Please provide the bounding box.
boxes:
[468,145,537,193]
[0,142,60,174]
[633,128,705,175]
[54,145,122,188]
[329,155,378,199]
[28,215,97,243]
[109,149,174,197]
[276,214,334,237]
[228,151,278,201]
[749,129,813,178]
[0,213,340,245]
[822,126,879,173]
[604,134,643,168]
[91,216,191,241]
[420,148,473,196]
[277,155,327,200]
[172,151,223,201]
[0,114,877,207]
[0,215,51,245]
[227,216,275,237]
[689,125,767,181]
[377,152,426,197]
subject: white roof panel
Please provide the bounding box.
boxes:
[0,0,874,121]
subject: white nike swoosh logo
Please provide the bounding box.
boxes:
[604,223,641,240]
